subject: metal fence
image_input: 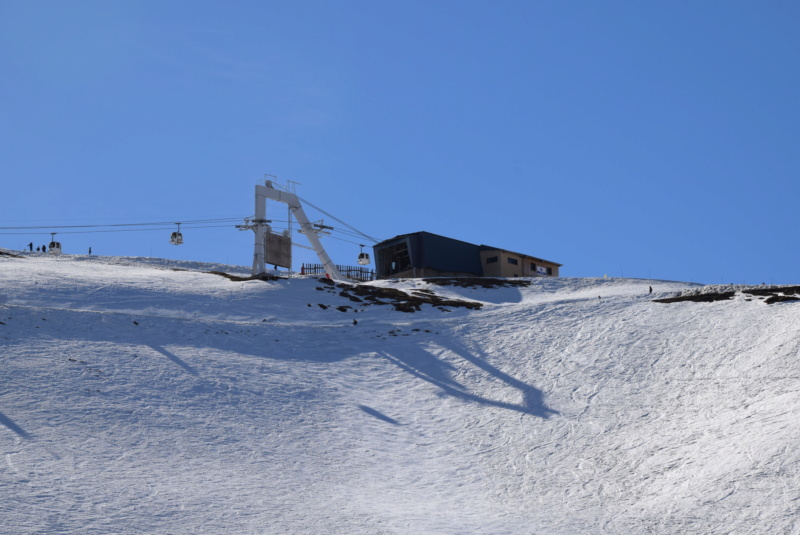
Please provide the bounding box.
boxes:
[301,263,375,282]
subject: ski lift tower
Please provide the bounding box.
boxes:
[245,180,344,280]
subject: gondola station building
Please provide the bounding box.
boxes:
[373,231,561,280]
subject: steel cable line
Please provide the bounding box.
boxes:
[0,223,241,235]
[330,227,376,241]
[0,217,244,231]
[326,234,370,246]
[292,194,380,244]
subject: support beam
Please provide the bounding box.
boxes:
[251,185,268,276]
[251,181,344,280]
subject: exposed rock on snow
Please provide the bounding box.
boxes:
[321,278,484,312]
[0,249,22,258]
[654,284,800,304]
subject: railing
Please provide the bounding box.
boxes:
[301,263,375,282]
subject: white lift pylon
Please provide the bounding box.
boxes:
[249,180,344,280]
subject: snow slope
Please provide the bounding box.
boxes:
[2,254,800,534]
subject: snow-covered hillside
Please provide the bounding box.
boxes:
[2,253,800,534]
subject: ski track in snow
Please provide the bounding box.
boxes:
[1,254,799,534]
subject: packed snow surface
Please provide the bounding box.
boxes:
[2,254,800,534]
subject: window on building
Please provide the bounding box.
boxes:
[507,257,518,265]
[531,263,536,271]
[486,256,498,264]
[379,241,412,276]
[547,267,553,275]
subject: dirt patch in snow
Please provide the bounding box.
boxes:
[206,271,283,282]
[653,292,736,303]
[743,285,800,304]
[423,277,531,289]
[654,285,800,305]
[311,278,483,313]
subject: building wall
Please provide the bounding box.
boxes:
[479,250,560,278]
[384,267,485,279]
[417,233,483,276]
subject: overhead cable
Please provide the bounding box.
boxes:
[294,194,380,244]
[0,217,243,230]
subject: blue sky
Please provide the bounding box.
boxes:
[2,1,798,284]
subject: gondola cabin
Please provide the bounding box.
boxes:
[170,223,183,245]
[48,241,62,255]
[357,245,370,265]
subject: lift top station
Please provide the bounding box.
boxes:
[241,180,344,280]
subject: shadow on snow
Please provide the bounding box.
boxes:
[378,341,557,419]
[0,410,32,439]
[357,405,401,425]
[16,306,557,420]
